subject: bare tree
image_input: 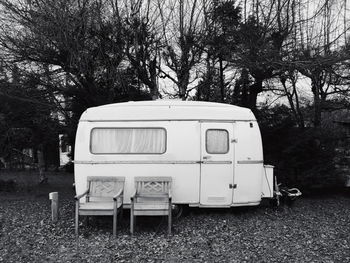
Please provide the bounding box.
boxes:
[0,0,154,158]
[237,0,350,123]
[290,0,350,126]
[122,0,162,99]
[279,70,305,128]
[202,0,241,103]
[0,0,128,106]
[229,0,297,110]
[158,0,207,100]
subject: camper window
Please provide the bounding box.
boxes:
[90,128,166,154]
[206,129,229,154]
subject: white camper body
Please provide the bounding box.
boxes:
[74,101,274,208]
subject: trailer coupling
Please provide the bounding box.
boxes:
[273,176,302,206]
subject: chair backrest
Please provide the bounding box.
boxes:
[87,176,125,201]
[134,177,172,196]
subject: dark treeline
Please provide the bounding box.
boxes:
[0,0,349,188]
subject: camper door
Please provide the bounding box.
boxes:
[200,123,234,206]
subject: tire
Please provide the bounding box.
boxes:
[172,204,188,219]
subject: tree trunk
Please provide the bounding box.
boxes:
[219,56,225,102]
[37,145,48,184]
[312,77,322,127]
[179,82,187,100]
[282,74,305,128]
[281,77,299,125]
[248,80,263,111]
[178,69,190,100]
[345,0,347,44]
[235,68,250,107]
[150,85,160,100]
[292,79,305,128]
[149,57,159,100]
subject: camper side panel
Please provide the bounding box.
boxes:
[74,121,201,205]
[232,121,264,205]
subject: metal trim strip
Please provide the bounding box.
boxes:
[74,160,233,165]
[74,160,201,165]
[79,119,257,123]
[202,161,232,164]
[237,160,264,164]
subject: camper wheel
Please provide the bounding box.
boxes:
[172,204,187,218]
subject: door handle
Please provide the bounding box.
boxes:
[229,184,237,189]
[203,156,211,160]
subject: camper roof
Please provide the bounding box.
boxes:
[80,101,256,122]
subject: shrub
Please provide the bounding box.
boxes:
[258,105,346,190]
[63,161,74,173]
[0,179,17,192]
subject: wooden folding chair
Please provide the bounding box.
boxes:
[130,177,172,235]
[75,176,125,237]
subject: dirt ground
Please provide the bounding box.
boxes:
[0,171,349,262]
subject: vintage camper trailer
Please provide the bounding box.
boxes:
[74,101,276,212]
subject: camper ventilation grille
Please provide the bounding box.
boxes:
[207,196,226,202]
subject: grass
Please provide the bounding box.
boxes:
[0,171,349,262]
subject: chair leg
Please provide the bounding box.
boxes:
[113,213,117,237]
[168,208,172,235]
[113,201,117,237]
[130,207,134,235]
[75,201,79,236]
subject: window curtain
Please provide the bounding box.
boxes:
[91,128,166,154]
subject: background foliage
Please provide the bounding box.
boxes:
[0,0,349,188]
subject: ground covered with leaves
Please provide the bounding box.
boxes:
[0,172,349,262]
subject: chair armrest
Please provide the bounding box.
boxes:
[130,190,137,202]
[74,189,89,200]
[113,188,123,201]
[168,189,172,201]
